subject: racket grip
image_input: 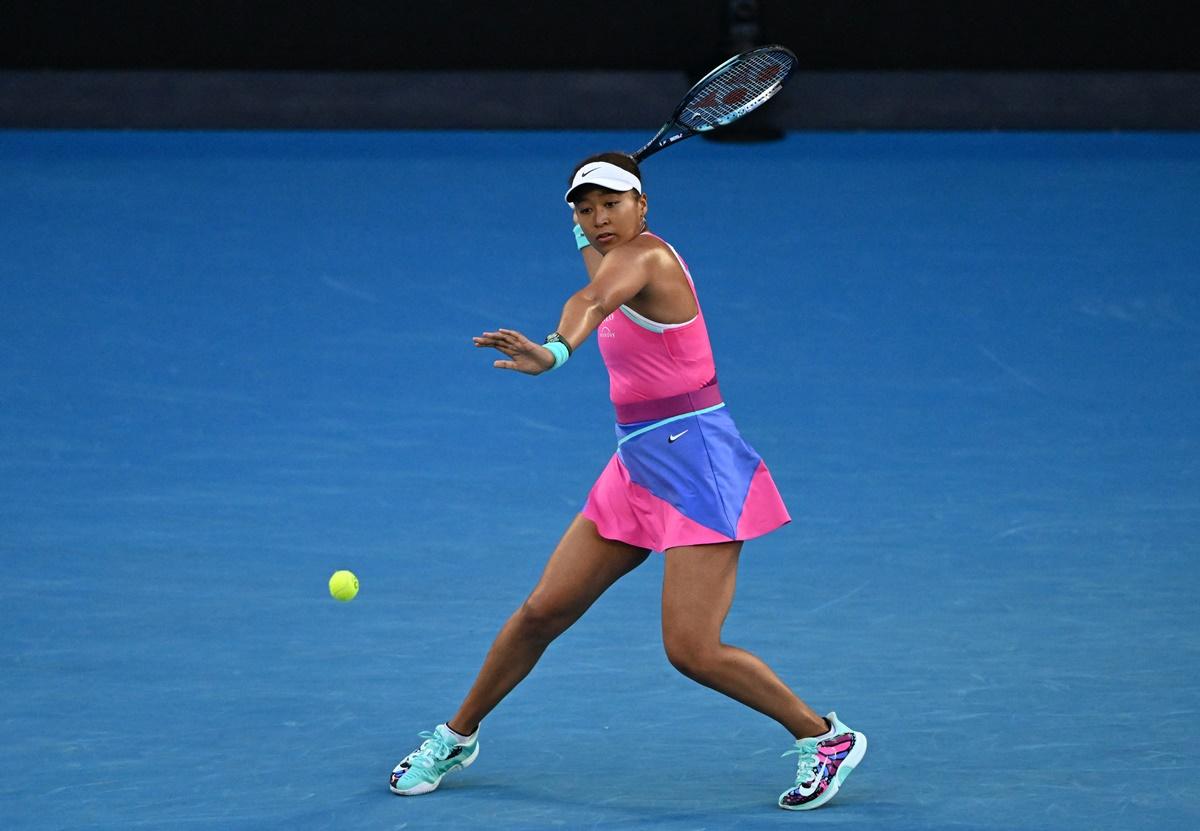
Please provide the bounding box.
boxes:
[573,223,590,250]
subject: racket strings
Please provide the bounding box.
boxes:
[678,50,795,131]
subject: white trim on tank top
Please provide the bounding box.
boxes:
[618,304,697,333]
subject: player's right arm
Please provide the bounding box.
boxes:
[580,244,602,281]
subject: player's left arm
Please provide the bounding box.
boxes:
[472,241,659,375]
[553,241,658,349]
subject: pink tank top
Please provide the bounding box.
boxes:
[596,233,717,407]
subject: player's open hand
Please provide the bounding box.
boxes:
[473,328,555,375]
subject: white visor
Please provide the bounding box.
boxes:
[564,161,642,204]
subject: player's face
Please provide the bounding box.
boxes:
[572,188,647,253]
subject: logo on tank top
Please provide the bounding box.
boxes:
[599,325,615,339]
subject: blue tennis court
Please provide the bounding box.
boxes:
[2,129,1197,829]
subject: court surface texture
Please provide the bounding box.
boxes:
[2,129,1197,830]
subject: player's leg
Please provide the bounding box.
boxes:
[391,514,648,795]
[660,541,866,810]
[448,513,650,733]
[660,540,827,738]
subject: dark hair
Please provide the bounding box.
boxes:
[567,151,643,197]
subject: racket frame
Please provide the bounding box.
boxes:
[631,45,797,162]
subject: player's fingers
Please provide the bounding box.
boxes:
[498,337,536,356]
[494,360,517,370]
[476,335,515,351]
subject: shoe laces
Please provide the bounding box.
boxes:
[408,730,456,769]
[781,738,820,786]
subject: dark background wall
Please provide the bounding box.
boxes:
[2,0,1198,128]
[5,0,1196,71]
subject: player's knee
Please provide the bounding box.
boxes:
[515,596,573,643]
[662,631,718,681]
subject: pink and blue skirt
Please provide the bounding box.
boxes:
[582,380,791,552]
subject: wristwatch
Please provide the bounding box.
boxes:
[543,332,573,355]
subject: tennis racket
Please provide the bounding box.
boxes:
[631,45,797,162]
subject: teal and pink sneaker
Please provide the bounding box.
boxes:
[389,724,479,796]
[777,712,866,810]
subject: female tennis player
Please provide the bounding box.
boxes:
[389,153,866,810]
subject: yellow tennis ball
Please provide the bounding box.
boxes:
[328,569,359,601]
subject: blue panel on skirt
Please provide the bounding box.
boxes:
[615,407,763,538]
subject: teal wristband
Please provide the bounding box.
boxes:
[573,223,590,250]
[543,340,570,370]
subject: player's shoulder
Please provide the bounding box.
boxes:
[612,233,675,267]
